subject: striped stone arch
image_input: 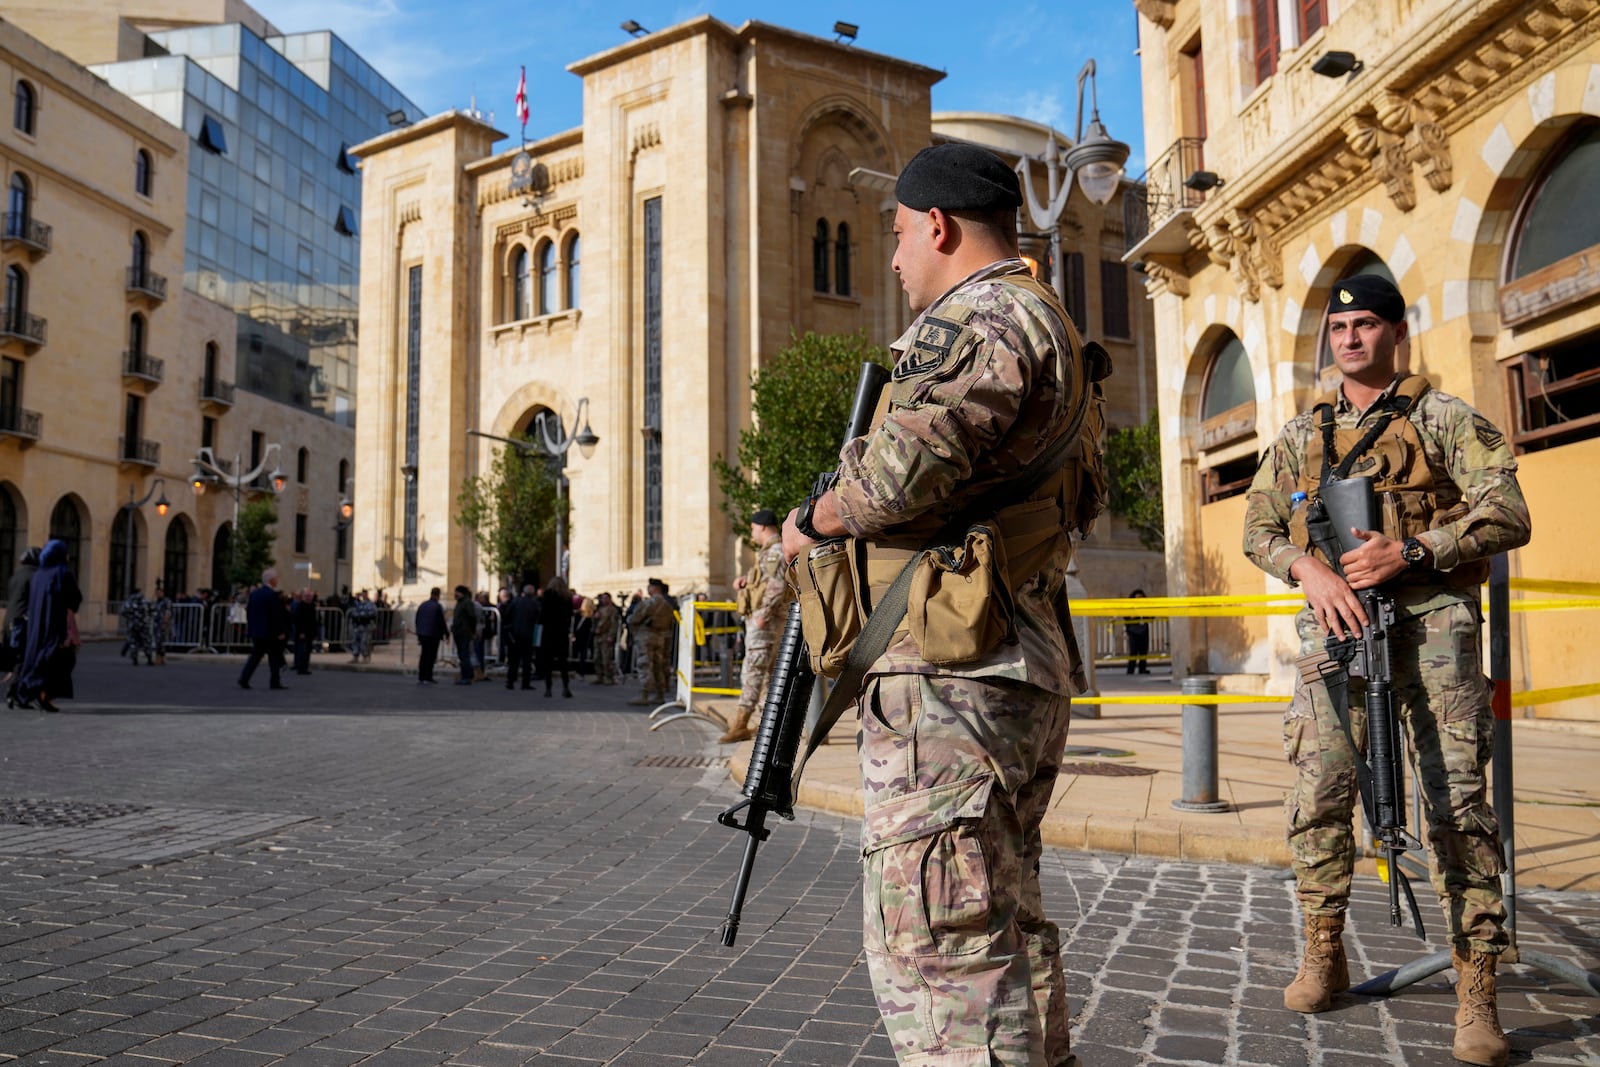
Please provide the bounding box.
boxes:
[490,381,569,443]
[1449,60,1600,342]
[1181,299,1272,444]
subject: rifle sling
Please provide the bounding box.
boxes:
[791,380,1095,788]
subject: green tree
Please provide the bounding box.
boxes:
[227,497,278,590]
[455,437,567,586]
[1104,410,1166,553]
[715,330,892,540]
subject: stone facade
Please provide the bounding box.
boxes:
[1130,0,1600,719]
[352,16,1162,607]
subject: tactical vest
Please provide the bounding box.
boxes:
[1287,374,1488,588]
[863,272,1111,608]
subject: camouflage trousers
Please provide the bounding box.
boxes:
[737,625,775,712]
[644,631,674,697]
[594,635,617,684]
[1284,601,1508,953]
[860,672,1074,1066]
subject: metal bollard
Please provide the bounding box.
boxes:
[1171,676,1232,813]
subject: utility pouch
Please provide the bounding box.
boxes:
[795,540,864,678]
[907,523,1015,667]
[734,582,756,618]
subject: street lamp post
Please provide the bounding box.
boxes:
[467,398,599,586]
[532,398,600,582]
[118,478,170,607]
[190,444,285,592]
[1017,58,1132,306]
[331,486,353,602]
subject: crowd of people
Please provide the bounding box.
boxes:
[406,576,681,702]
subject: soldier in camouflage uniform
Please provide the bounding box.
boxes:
[783,144,1099,1067]
[591,592,621,685]
[721,509,793,743]
[627,579,677,706]
[1243,273,1530,1067]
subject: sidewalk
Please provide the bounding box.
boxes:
[172,642,1600,893]
[712,669,1600,894]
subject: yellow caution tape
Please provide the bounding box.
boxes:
[1071,693,1291,705]
[692,686,743,696]
[1509,577,1600,597]
[1510,680,1600,709]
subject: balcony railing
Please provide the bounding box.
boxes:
[118,436,160,467]
[199,376,235,406]
[0,305,46,348]
[1,213,50,254]
[123,350,165,384]
[1124,137,1209,254]
[0,405,41,440]
[126,266,168,301]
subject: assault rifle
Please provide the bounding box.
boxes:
[716,361,889,947]
[1296,475,1427,939]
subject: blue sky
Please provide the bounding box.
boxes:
[254,0,1148,172]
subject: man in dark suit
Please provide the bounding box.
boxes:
[504,584,541,690]
[412,587,447,685]
[238,569,289,690]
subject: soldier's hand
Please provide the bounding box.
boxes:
[733,575,748,590]
[1339,528,1407,590]
[1290,556,1367,638]
[781,507,814,565]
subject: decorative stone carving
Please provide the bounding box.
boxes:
[1374,139,1418,212]
[1140,260,1189,298]
[1407,121,1454,193]
[1132,0,1176,29]
[1252,215,1284,291]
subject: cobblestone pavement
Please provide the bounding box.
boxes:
[0,646,1595,1066]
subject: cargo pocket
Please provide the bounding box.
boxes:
[862,775,995,958]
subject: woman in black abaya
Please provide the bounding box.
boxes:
[18,539,82,712]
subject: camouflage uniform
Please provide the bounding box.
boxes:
[636,593,676,700]
[832,259,1089,1066]
[1243,377,1531,954]
[592,601,621,684]
[121,591,154,666]
[738,538,792,712]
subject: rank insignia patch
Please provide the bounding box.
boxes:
[894,316,965,380]
[1472,415,1504,450]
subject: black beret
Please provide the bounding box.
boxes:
[750,508,779,528]
[896,143,1022,213]
[1330,274,1406,323]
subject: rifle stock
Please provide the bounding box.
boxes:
[717,361,889,947]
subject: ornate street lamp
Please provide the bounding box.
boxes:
[533,397,600,580]
[190,443,284,592]
[1017,58,1132,305]
[118,477,169,606]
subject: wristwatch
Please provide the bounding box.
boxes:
[1400,537,1430,568]
[795,494,825,541]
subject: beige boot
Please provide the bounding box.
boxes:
[1284,913,1349,1013]
[627,691,655,706]
[1452,948,1510,1066]
[719,706,756,744]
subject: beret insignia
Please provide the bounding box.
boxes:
[1339,289,1354,304]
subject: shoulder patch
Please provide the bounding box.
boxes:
[893,315,966,381]
[1472,414,1505,450]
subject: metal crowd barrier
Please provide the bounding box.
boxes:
[1092,615,1172,670]
[162,602,208,651]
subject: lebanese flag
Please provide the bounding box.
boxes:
[515,66,529,127]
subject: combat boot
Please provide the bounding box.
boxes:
[627,691,654,706]
[1452,948,1509,1066]
[1284,913,1349,1013]
[719,706,756,744]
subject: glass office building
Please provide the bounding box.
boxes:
[94,26,422,426]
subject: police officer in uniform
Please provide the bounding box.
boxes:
[783,143,1101,1067]
[722,508,792,743]
[1243,274,1530,1067]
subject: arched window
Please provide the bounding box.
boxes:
[0,483,18,594]
[135,149,152,197]
[131,230,149,279]
[163,519,189,597]
[1508,122,1600,282]
[813,218,830,292]
[48,496,83,581]
[564,232,581,310]
[128,313,146,357]
[12,81,34,136]
[1198,332,1259,503]
[510,245,530,320]
[7,173,28,237]
[109,508,140,603]
[297,446,309,482]
[5,264,26,327]
[835,222,851,297]
[537,240,557,315]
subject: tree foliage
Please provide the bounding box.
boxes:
[715,330,893,541]
[456,437,567,587]
[227,497,278,590]
[1104,410,1166,553]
